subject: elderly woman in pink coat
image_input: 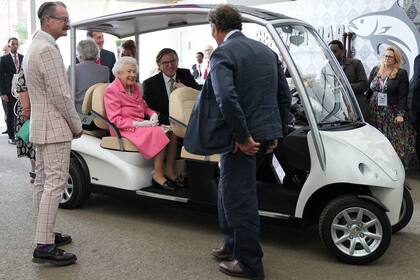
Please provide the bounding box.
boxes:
[104,56,179,190]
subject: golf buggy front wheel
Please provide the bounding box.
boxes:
[319,196,392,265]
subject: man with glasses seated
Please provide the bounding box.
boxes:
[143,48,201,127]
[143,48,201,188]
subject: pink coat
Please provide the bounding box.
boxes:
[104,79,169,159]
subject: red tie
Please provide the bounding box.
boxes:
[13,54,19,73]
[95,57,101,64]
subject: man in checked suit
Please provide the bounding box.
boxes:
[0,37,23,144]
[23,1,82,266]
[204,5,291,280]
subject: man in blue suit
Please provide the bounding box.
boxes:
[205,5,291,280]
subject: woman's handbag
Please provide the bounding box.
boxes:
[16,120,30,144]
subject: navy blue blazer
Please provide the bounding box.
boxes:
[185,32,291,155]
[0,53,23,98]
[100,48,116,82]
[143,68,201,125]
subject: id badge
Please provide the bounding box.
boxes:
[377,92,387,106]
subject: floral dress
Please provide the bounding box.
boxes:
[14,70,35,160]
[368,75,417,169]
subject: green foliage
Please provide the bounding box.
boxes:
[14,24,28,43]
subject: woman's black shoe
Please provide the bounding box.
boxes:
[152,178,177,190]
[168,177,186,188]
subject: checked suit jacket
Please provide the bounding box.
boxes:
[23,31,82,144]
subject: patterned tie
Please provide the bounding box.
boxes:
[203,66,208,79]
[169,78,175,94]
[13,54,19,73]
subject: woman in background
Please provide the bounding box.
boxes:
[366,46,417,169]
[14,70,36,183]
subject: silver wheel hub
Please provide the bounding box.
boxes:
[331,207,382,257]
[60,175,74,204]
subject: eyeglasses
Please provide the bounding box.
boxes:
[384,55,395,59]
[49,15,70,23]
[160,59,177,66]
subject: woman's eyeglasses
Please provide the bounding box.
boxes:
[384,55,395,59]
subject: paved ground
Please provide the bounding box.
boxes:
[1,133,420,280]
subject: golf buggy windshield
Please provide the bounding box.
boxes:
[276,25,362,127]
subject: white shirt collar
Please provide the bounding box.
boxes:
[224,29,240,42]
[162,72,176,84]
[38,30,57,46]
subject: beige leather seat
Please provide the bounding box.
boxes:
[169,87,220,162]
[81,84,109,138]
[82,83,138,152]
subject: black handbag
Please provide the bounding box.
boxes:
[184,76,233,155]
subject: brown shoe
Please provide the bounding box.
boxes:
[219,260,265,280]
[212,245,233,261]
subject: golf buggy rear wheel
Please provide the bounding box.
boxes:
[319,195,391,264]
[392,186,414,233]
[59,158,89,209]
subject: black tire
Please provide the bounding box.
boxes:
[59,158,90,209]
[392,186,414,233]
[319,195,392,264]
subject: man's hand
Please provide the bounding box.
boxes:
[174,82,186,89]
[234,136,260,155]
[73,130,83,139]
[1,95,8,103]
[266,139,278,154]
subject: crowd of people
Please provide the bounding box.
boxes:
[1,1,419,279]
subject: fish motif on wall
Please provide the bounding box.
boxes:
[349,2,420,80]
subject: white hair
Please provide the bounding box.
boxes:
[112,56,138,77]
[77,39,98,61]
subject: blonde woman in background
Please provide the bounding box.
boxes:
[366,46,417,169]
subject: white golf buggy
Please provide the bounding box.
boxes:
[64,5,413,265]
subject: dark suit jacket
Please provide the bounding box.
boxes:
[186,31,290,154]
[412,54,420,113]
[342,57,368,95]
[366,66,409,113]
[191,63,202,79]
[143,68,201,125]
[0,53,23,98]
[100,48,116,82]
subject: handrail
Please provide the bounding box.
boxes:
[91,110,125,152]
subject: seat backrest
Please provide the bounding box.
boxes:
[90,83,110,130]
[81,84,97,115]
[169,87,199,138]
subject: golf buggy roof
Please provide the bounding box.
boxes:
[71,4,297,38]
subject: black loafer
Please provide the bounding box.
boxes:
[32,245,77,266]
[152,178,177,191]
[55,232,72,247]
